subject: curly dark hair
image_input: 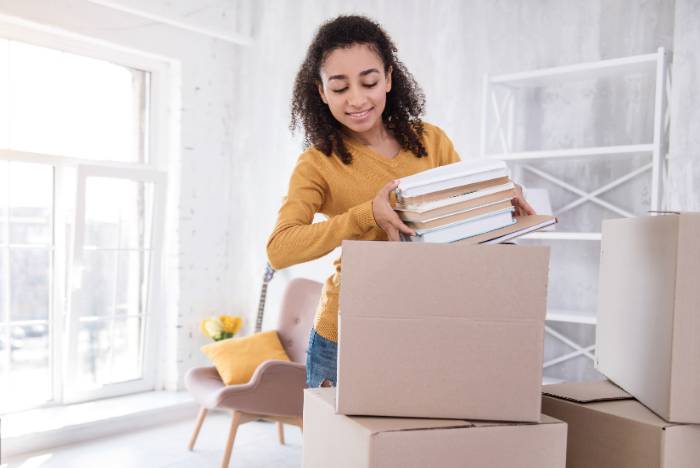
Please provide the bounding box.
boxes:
[290,15,427,164]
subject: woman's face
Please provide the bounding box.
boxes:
[318,43,392,136]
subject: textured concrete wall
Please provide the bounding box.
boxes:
[667,0,700,210]
[246,0,679,381]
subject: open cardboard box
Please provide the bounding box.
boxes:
[596,213,700,423]
[542,380,700,468]
[337,240,549,421]
[304,388,567,468]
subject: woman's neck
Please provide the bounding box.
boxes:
[345,121,390,147]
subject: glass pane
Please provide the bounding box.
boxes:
[111,317,144,383]
[0,161,8,245]
[75,319,110,389]
[85,178,153,250]
[0,327,9,410]
[0,249,7,319]
[0,323,51,412]
[0,39,8,149]
[114,250,150,317]
[75,317,144,388]
[9,162,52,245]
[76,250,148,318]
[8,40,147,162]
[10,248,50,322]
[75,250,116,318]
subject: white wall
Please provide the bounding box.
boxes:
[0,0,250,389]
[238,0,685,382]
[667,0,700,211]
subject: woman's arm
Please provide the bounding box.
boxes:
[266,154,377,270]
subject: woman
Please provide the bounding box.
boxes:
[266,15,534,388]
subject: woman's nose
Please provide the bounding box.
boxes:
[346,87,367,108]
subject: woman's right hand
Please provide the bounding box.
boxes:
[372,180,416,241]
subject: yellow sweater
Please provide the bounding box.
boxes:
[266,123,461,342]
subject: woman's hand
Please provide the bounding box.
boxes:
[373,180,415,241]
[512,183,536,217]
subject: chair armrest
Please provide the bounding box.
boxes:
[250,359,306,384]
[214,360,307,417]
[184,366,226,407]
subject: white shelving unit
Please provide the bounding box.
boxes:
[480,48,672,369]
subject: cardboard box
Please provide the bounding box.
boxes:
[337,240,549,421]
[542,380,700,468]
[596,214,700,423]
[303,388,567,468]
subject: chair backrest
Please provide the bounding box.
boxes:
[276,278,323,364]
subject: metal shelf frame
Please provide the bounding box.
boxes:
[480,47,672,370]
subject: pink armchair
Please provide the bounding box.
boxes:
[185,277,322,468]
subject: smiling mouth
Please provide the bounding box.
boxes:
[346,108,373,119]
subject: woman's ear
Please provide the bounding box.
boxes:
[317,81,328,104]
[385,66,392,93]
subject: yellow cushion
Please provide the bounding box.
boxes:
[201,330,290,385]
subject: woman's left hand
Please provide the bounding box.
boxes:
[512,183,536,217]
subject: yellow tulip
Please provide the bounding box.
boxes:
[220,315,243,334]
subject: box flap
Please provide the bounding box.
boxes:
[470,414,562,428]
[543,379,632,403]
[339,241,549,321]
[669,212,700,420]
[543,382,680,429]
[309,388,473,433]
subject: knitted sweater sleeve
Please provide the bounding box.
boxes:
[436,125,462,165]
[266,153,377,270]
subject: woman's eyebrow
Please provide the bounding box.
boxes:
[328,68,380,81]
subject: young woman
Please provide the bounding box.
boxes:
[266,15,534,388]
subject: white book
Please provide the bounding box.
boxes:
[396,159,509,199]
[406,207,515,243]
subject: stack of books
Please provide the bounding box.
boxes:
[394,160,557,243]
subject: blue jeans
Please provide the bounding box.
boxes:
[305,329,338,387]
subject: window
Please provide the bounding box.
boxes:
[0,34,167,413]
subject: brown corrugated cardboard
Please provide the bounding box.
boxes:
[303,388,567,468]
[596,213,700,423]
[337,240,549,421]
[542,380,700,468]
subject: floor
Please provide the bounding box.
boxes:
[2,411,303,468]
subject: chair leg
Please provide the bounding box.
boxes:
[277,421,285,445]
[188,407,208,451]
[221,410,243,468]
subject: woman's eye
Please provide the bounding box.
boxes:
[332,88,348,94]
[363,82,378,88]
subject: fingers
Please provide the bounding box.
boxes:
[396,218,415,236]
[515,196,536,216]
[513,183,536,216]
[382,212,415,241]
[378,179,400,199]
[387,228,400,242]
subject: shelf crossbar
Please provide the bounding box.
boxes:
[522,164,635,218]
[490,51,658,87]
[557,162,653,216]
[487,144,654,161]
[544,325,596,366]
[544,345,596,369]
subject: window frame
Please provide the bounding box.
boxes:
[0,15,176,411]
[63,164,167,404]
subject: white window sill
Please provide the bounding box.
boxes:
[2,391,198,458]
